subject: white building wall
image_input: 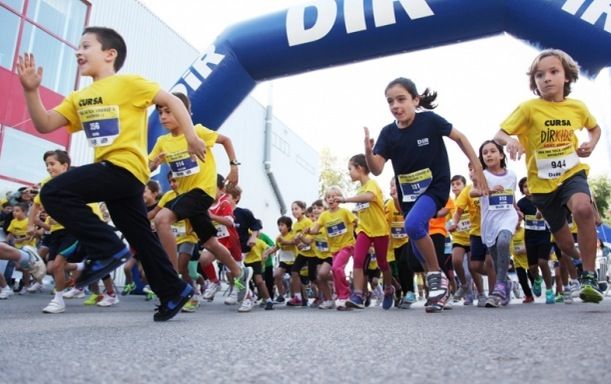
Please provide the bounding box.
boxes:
[69,0,319,234]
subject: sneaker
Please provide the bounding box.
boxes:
[335,299,349,311]
[425,272,449,313]
[562,288,573,304]
[22,246,47,283]
[502,280,512,306]
[17,285,27,295]
[404,291,417,304]
[533,276,543,297]
[579,271,603,303]
[286,296,303,307]
[238,295,254,313]
[181,297,199,313]
[42,298,65,314]
[464,292,474,306]
[273,295,285,304]
[83,293,101,305]
[512,281,521,299]
[63,287,85,299]
[382,286,395,310]
[202,281,221,302]
[454,285,468,301]
[545,289,555,304]
[485,294,502,308]
[265,301,274,310]
[0,285,12,299]
[233,267,253,303]
[444,294,454,310]
[121,282,136,296]
[97,292,120,307]
[555,293,564,303]
[486,281,507,308]
[26,281,42,293]
[142,285,156,301]
[346,292,365,309]
[75,247,130,289]
[398,296,412,309]
[522,295,535,304]
[569,279,581,298]
[477,293,488,307]
[318,300,334,309]
[153,284,194,321]
[224,288,238,305]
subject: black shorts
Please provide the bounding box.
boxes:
[245,261,263,276]
[291,254,317,281]
[452,243,470,253]
[66,242,87,263]
[531,171,591,233]
[432,233,452,271]
[165,188,217,243]
[470,235,488,262]
[318,257,333,266]
[43,230,79,262]
[366,267,381,280]
[278,262,293,272]
[526,242,553,266]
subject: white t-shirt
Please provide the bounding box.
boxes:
[480,168,519,247]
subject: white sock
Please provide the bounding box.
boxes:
[75,262,85,271]
[54,291,64,303]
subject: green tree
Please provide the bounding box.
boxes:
[318,147,355,198]
[590,175,611,224]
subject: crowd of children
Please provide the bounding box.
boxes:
[1,25,608,319]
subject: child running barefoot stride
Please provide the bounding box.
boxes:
[494,49,603,303]
[364,77,487,313]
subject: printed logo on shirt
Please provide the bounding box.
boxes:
[78,97,103,107]
[417,137,429,147]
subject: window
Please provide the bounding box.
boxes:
[0,5,20,69]
[19,22,78,95]
[26,0,87,46]
[2,0,24,13]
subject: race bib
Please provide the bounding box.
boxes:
[354,202,370,212]
[513,239,526,254]
[444,236,452,254]
[524,214,546,231]
[79,105,120,147]
[297,243,311,251]
[390,223,407,239]
[167,151,200,178]
[215,223,229,239]
[398,169,432,203]
[278,250,296,263]
[457,213,471,232]
[488,190,514,210]
[535,144,579,179]
[315,240,329,252]
[327,221,347,238]
[171,222,187,236]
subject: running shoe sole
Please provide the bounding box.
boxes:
[154,284,194,322]
[579,285,603,303]
[75,247,130,289]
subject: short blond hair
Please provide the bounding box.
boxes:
[324,185,343,199]
[528,49,579,97]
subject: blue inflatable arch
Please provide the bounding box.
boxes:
[149,0,611,139]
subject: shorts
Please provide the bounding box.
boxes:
[317,257,333,266]
[526,242,552,266]
[432,233,452,271]
[452,243,470,253]
[43,230,79,262]
[513,253,529,270]
[65,242,87,263]
[291,254,317,281]
[366,267,381,280]
[531,171,591,233]
[245,261,263,276]
[470,235,488,262]
[165,188,217,243]
[278,262,293,272]
[177,242,197,261]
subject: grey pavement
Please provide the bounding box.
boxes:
[1,292,610,384]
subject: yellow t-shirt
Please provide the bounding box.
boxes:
[159,190,198,245]
[384,199,408,250]
[292,216,315,257]
[317,207,356,253]
[34,176,64,233]
[276,231,298,264]
[450,193,471,246]
[501,98,596,194]
[454,184,481,237]
[312,227,332,260]
[8,217,36,248]
[149,124,218,197]
[54,75,160,184]
[354,179,389,237]
[244,238,268,265]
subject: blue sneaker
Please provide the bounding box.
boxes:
[382,286,395,310]
[154,284,194,322]
[346,292,365,309]
[404,291,417,304]
[533,276,542,297]
[545,289,555,304]
[75,247,130,289]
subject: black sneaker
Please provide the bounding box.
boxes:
[154,284,195,322]
[75,247,130,289]
[264,301,274,310]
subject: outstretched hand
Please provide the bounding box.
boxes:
[17,53,43,91]
[505,138,524,161]
[188,138,207,162]
[364,127,374,153]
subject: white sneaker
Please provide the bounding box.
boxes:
[63,287,85,299]
[17,286,28,295]
[224,288,238,305]
[318,300,334,309]
[569,279,581,298]
[238,296,254,313]
[97,293,119,307]
[43,298,65,314]
[27,282,42,293]
[22,246,47,282]
[203,281,221,301]
[335,299,347,310]
[0,285,12,299]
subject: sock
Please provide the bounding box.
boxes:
[75,262,85,271]
[54,291,64,303]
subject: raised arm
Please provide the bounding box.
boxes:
[494,129,524,161]
[364,127,386,176]
[216,134,239,186]
[17,53,68,133]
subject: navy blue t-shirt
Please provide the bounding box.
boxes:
[233,207,263,253]
[373,112,452,213]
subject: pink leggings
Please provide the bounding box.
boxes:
[331,245,354,300]
[354,232,390,272]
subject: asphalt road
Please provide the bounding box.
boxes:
[1,291,610,384]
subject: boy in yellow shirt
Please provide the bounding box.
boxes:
[17,26,204,321]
